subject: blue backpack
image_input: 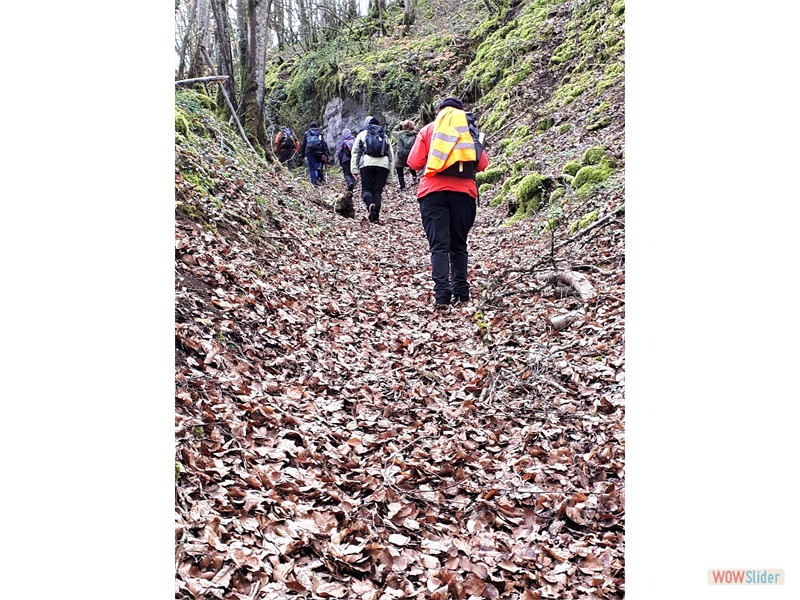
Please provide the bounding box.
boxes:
[306,129,323,154]
[364,124,388,157]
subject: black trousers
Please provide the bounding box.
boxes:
[395,166,417,189]
[359,166,389,220]
[419,190,477,304]
[342,160,355,190]
[278,148,296,168]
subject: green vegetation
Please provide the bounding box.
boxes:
[476,166,506,186]
[582,146,606,165]
[586,115,612,131]
[562,160,581,176]
[569,210,598,234]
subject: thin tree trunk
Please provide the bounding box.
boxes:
[188,0,211,79]
[210,0,238,115]
[199,46,259,157]
[177,0,199,79]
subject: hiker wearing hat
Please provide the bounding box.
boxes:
[351,115,394,223]
[336,128,357,192]
[406,97,489,309]
[394,120,418,190]
[299,121,330,185]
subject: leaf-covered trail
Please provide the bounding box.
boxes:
[175,175,625,599]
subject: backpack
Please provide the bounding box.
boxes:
[397,132,416,162]
[342,138,353,159]
[279,128,296,150]
[440,113,484,178]
[364,123,388,157]
[306,129,323,154]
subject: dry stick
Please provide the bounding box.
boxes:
[198,46,260,159]
[552,203,625,252]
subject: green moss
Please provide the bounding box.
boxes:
[550,40,574,66]
[573,165,610,189]
[473,308,489,338]
[557,123,571,135]
[597,62,624,91]
[549,187,566,204]
[569,210,598,234]
[182,170,213,196]
[553,72,592,106]
[592,101,611,115]
[612,0,625,17]
[514,172,547,214]
[476,166,506,186]
[582,146,606,165]
[504,58,535,87]
[562,161,581,176]
[175,461,182,479]
[175,110,190,137]
[536,117,554,132]
[586,115,612,131]
[479,183,492,196]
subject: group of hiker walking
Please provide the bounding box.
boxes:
[273,97,488,309]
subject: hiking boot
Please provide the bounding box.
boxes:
[367,203,376,222]
[347,182,355,192]
[434,302,450,312]
[452,295,470,305]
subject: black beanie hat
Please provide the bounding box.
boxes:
[438,97,464,111]
[310,121,318,128]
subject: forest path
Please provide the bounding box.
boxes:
[176,172,626,598]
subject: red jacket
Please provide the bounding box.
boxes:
[406,121,489,200]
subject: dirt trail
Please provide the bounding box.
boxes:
[175,175,625,598]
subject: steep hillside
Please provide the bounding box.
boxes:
[175,0,625,597]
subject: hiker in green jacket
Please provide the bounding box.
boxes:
[394,120,418,190]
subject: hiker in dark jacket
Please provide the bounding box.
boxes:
[351,116,394,223]
[406,97,488,309]
[336,128,356,192]
[274,126,300,168]
[394,120,418,190]
[300,121,330,185]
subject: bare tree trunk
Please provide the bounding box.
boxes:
[255,0,273,112]
[236,0,249,94]
[188,0,211,79]
[272,0,284,50]
[177,0,199,79]
[402,0,417,34]
[298,0,312,47]
[210,0,238,115]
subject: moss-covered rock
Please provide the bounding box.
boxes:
[582,146,606,165]
[508,172,548,220]
[476,166,506,186]
[586,115,612,131]
[549,187,566,205]
[175,110,190,137]
[562,160,582,176]
[573,165,610,189]
[569,210,598,234]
